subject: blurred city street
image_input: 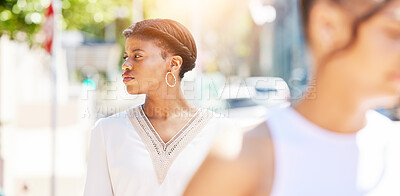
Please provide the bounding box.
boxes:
[0,0,399,195]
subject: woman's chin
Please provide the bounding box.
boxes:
[126,85,140,95]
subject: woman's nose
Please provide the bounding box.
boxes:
[122,61,132,71]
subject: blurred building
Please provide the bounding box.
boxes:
[0,31,138,195]
[271,0,308,100]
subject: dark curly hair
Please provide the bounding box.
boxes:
[123,19,197,79]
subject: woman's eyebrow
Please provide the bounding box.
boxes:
[131,48,144,52]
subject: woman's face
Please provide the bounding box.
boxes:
[316,0,400,103]
[122,37,170,95]
[346,1,400,100]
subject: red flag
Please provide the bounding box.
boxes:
[43,3,54,54]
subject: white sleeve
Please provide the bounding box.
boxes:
[211,118,243,159]
[83,119,114,196]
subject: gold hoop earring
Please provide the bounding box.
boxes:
[165,72,176,87]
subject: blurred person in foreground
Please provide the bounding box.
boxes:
[184,0,400,195]
[83,19,236,196]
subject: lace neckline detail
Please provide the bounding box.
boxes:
[127,105,213,184]
[139,105,201,147]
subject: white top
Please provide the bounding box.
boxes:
[84,105,232,196]
[267,107,400,196]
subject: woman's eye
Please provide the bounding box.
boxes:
[134,54,142,58]
[123,56,128,60]
[387,30,400,39]
[384,25,400,39]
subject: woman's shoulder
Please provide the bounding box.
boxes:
[91,106,139,134]
[201,109,242,133]
[94,111,128,127]
[202,108,236,123]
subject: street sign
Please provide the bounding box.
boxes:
[43,3,54,54]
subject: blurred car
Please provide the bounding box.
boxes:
[220,77,290,130]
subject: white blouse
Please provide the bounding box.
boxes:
[267,107,400,196]
[84,105,232,196]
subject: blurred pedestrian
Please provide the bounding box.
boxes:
[184,0,400,195]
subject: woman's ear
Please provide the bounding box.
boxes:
[308,1,353,59]
[169,56,183,72]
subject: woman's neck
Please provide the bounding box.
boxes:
[143,85,195,120]
[293,76,370,134]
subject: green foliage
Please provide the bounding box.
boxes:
[0,0,47,45]
[0,0,133,45]
[62,0,131,39]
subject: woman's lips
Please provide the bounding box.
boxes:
[122,73,134,83]
[391,72,400,81]
[123,77,134,83]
